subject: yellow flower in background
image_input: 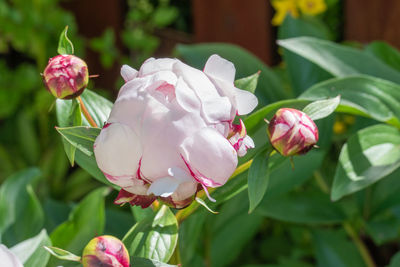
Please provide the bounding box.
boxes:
[297,0,327,15]
[271,0,299,26]
[333,121,346,135]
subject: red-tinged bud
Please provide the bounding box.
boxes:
[43,54,89,99]
[82,235,129,267]
[158,195,195,209]
[267,108,318,156]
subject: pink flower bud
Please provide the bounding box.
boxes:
[267,108,318,156]
[43,54,89,99]
[82,235,129,267]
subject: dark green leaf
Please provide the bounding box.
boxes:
[10,229,51,267]
[176,43,288,105]
[278,37,400,84]
[234,72,260,94]
[301,76,400,128]
[312,229,364,267]
[57,26,74,55]
[331,124,400,201]
[256,192,345,224]
[210,192,263,267]
[365,41,400,72]
[123,205,178,263]
[279,16,333,95]
[248,146,272,213]
[0,168,44,246]
[132,257,177,267]
[302,95,340,121]
[49,187,109,266]
[43,246,81,262]
[388,251,400,267]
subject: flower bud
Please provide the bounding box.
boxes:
[43,54,89,99]
[267,108,318,156]
[82,235,129,267]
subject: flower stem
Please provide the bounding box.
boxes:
[343,222,376,267]
[77,96,98,128]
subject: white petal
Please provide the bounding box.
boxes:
[147,167,193,197]
[234,87,258,115]
[175,77,201,113]
[0,245,23,267]
[180,128,238,186]
[139,58,177,76]
[121,65,138,82]
[237,135,255,157]
[94,122,142,182]
[204,54,236,83]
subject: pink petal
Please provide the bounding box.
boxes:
[204,54,236,83]
[180,128,238,187]
[94,122,142,183]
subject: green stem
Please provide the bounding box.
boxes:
[343,222,376,267]
[314,170,330,193]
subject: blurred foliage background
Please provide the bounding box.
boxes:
[2,0,400,266]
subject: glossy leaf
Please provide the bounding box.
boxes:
[176,43,288,105]
[234,72,260,94]
[279,16,333,95]
[43,246,81,262]
[56,98,82,166]
[0,168,44,245]
[248,146,273,213]
[123,205,178,263]
[302,95,340,121]
[57,26,74,55]
[301,75,400,128]
[278,37,400,84]
[331,124,400,201]
[256,192,345,224]
[56,126,100,157]
[79,89,113,127]
[312,229,364,267]
[49,187,109,266]
[365,41,400,72]
[10,229,51,267]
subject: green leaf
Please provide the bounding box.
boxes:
[43,246,81,262]
[123,205,178,263]
[132,257,177,267]
[331,124,400,201]
[195,197,218,214]
[255,192,345,224]
[300,75,400,128]
[278,37,400,84]
[0,168,44,245]
[279,16,333,95]
[49,187,109,266]
[365,41,400,72]
[248,146,272,213]
[57,26,74,55]
[56,98,82,166]
[79,89,113,127]
[234,72,260,94]
[175,43,288,105]
[312,229,364,267]
[56,126,100,157]
[302,95,340,121]
[388,251,400,267]
[210,192,263,267]
[10,229,51,267]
